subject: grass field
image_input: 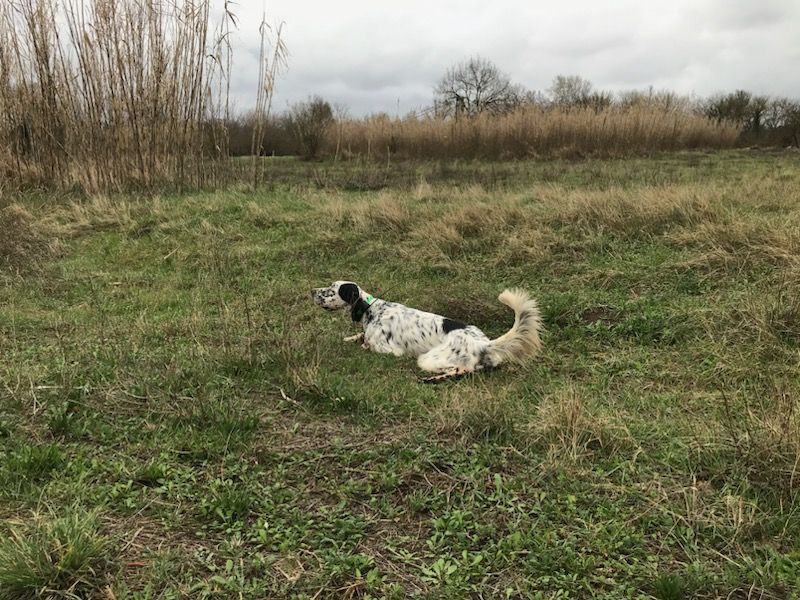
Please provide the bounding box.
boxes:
[2,150,800,599]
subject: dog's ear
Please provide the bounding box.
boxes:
[351,299,369,322]
[338,283,360,305]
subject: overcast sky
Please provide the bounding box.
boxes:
[220,0,800,116]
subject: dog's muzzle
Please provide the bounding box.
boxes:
[311,289,335,310]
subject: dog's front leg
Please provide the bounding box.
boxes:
[343,332,364,343]
[421,367,472,383]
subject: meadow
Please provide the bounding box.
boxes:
[1,150,800,599]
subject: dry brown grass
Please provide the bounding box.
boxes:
[433,384,637,456]
[322,185,558,267]
[735,283,800,349]
[320,182,747,268]
[407,200,555,266]
[405,179,800,279]
[326,105,739,161]
[313,178,800,310]
[42,196,143,236]
[0,204,60,270]
[433,383,523,443]
[547,186,724,237]
[718,385,800,499]
[526,387,636,463]
[322,191,416,235]
[672,219,800,273]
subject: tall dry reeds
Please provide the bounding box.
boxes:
[326,105,739,161]
[0,0,284,192]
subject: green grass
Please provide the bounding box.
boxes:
[2,150,800,598]
[0,507,110,599]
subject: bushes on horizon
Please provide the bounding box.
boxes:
[322,104,739,161]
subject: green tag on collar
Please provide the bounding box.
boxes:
[364,294,376,306]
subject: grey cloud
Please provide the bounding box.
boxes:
[539,34,632,59]
[219,0,800,115]
[694,0,791,30]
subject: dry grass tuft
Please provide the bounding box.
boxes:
[321,186,556,266]
[45,196,137,236]
[406,220,464,265]
[36,195,175,240]
[322,192,415,235]
[434,385,637,456]
[738,284,800,348]
[246,201,278,229]
[434,384,522,443]
[527,387,636,463]
[404,193,553,264]
[0,204,60,270]
[548,186,723,238]
[413,179,434,200]
[720,386,800,499]
[672,219,800,273]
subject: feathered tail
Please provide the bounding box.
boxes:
[484,289,542,367]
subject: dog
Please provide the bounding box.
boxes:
[311,281,542,381]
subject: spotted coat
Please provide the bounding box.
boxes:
[311,281,542,378]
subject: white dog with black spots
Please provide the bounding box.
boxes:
[311,281,542,381]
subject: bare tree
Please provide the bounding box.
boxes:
[332,102,349,161]
[549,75,593,108]
[288,96,334,159]
[618,88,690,112]
[759,97,800,146]
[783,100,800,147]
[520,89,548,107]
[434,56,522,118]
[703,90,754,126]
[748,95,769,135]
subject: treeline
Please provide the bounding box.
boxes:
[226,62,799,159]
[703,90,800,145]
[225,83,799,161]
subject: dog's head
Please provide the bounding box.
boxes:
[311,280,362,311]
[311,281,372,322]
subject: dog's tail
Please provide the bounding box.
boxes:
[484,289,542,367]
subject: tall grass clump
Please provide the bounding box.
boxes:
[718,386,800,502]
[0,507,111,599]
[0,203,59,271]
[527,388,636,464]
[434,383,522,443]
[326,105,739,161]
[0,0,284,192]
